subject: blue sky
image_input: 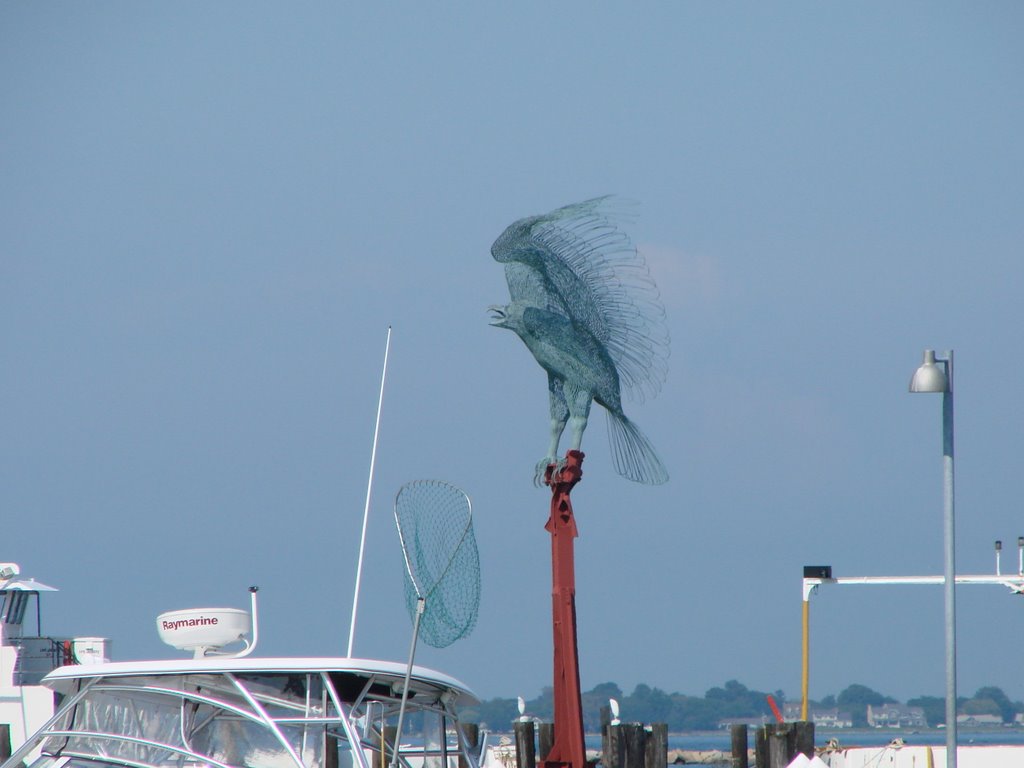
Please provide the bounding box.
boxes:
[3,3,1024,707]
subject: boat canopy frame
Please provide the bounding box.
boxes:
[3,662,479,768]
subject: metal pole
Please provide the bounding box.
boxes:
[941,351,957,768]
[801,599,809,721]
[391,597,425,768]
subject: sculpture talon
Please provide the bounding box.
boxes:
[489,197,670,485]
[534,457,566,486]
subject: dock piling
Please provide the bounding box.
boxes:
[602,721,666,768]
[644,724,667,768]
[600,706,611,767]
[515,720,537,768]
[620,724,646,768]
[794,721,814,760]
[766,724,790,768]
[730,724,748,768]
[539,722,555,763]
[756,722,814,768]
[459,723,480,768]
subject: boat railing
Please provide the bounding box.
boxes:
[2,670,479,768]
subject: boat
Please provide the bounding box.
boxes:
[0,562,111,757]
[0,567,484,768]
[819,742,1024,768]
[5,656,481,768]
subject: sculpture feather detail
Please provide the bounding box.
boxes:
[489,197,669,485]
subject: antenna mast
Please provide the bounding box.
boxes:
[347,325,392,657]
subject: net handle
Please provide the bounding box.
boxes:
[390,597,426,768]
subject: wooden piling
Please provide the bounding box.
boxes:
[730,724,748,768]
[382,725,398,768]
[765,724,790,768]
[793,721,814,759]
[754,726,767,768]
[0,725,10,762]
[755,722,814,768]
[613,724,643,768]
[606,721,623,768]
[600,707,611,767]
[644,724,667,768]
[538,722,555,763]
[459,723,480,768]
[514,721,536,768]
[325,734,339,768]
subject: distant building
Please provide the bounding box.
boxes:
[867,704,927,728]
[781,703,853,728]
[957,713,1001,726]
[811,709,854,729]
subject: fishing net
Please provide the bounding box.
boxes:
[394,479,480,649]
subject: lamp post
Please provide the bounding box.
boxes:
[909,349,956,768]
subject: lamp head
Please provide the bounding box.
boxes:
[909,349,948,393]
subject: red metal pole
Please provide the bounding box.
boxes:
[541,450,587,768]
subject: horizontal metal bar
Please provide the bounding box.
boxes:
[803,574,1024,600]
[45,729,235,768]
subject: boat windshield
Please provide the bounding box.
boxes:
[19,670,475,768]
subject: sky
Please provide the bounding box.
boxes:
[3,3,1024,709]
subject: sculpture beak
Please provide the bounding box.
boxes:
[487,305,507,327]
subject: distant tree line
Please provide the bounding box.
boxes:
[458,680,1024,732]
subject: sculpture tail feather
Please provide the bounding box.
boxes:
[605,411,669,485]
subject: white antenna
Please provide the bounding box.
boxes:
[347,325,393,657]
[233,586,260,658]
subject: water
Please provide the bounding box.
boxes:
[640,730,1024,751]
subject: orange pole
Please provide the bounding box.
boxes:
[541,451,586,768]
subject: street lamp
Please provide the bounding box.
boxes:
[909,349,956,768]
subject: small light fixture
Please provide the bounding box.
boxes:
[909,350,948,393]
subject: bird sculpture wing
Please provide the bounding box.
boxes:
[491,196,668,403]
[490,197,670,485]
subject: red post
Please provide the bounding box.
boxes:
[541,450,587,768]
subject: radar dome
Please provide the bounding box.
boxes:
[157,608,251,657]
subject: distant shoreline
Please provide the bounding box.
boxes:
[568,727,1024,749]
[577,729,1024,741]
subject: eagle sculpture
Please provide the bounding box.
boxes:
[489,197,669,485]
